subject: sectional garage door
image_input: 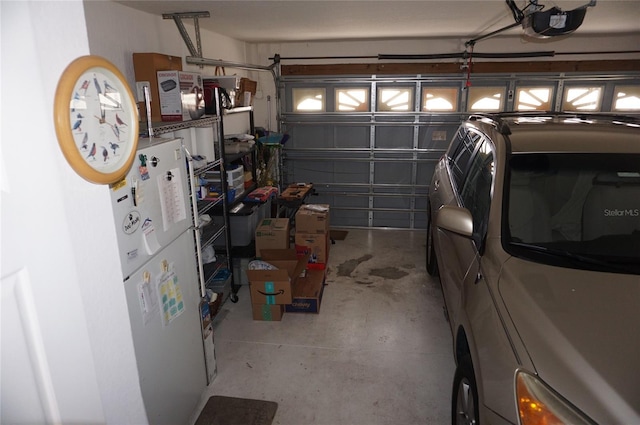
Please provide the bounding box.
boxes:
[277,70,639,230]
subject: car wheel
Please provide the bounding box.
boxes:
[426,206,439,276]
[452,357,479,425]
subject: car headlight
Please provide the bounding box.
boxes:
[516,370,595,425]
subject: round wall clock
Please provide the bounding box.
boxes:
[54,55,139,184]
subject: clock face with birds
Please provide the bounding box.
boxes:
[54,55,139,184]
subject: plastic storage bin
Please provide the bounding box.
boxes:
[215,203,259,247]
[257,197,272,223]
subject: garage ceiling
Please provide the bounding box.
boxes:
[116,0,640,43]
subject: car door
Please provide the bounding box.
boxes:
[435,128,490,327]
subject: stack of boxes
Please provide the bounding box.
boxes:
[294,205,331,268]
[247,204,330,321]
[246,250,309,321]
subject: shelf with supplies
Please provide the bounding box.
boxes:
[145,111,237,304]
[146,115,219,136]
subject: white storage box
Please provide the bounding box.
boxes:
[227,166,243,182]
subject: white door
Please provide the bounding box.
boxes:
[1,269,59,424]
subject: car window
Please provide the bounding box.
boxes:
[506,153,640,274]
[460,138,495,245]
[449,127,483,190]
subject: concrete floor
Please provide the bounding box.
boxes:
[191,228,455,425]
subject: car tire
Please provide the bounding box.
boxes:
[426,205,439,276]
[452,356,479,425]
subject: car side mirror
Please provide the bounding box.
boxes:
[435,205,473,238]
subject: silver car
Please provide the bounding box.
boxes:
[427,113,640,425]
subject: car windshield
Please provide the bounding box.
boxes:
[505,153,640,274]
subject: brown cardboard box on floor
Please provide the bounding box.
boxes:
[133,53,183,123]
[255,218,290,257]
[252,304,285,321]
[246,249,309,305]
[294,232,330,265]
[285,269,326,314]
[295,204,330,234]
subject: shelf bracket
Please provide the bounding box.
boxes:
[163,11,210,60]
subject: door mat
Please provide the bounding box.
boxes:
[194,395,278,425]
[330,229,349,241]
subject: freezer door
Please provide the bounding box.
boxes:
[124,230,206,425]
[111,137,193,279]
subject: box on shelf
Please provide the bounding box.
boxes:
[285,269,326,314]
[294,232,330,266]
[295,204,330,234]
[133,53,183,123]
[246,249,309,305]
[252,304,285,321]
[234,77,257,107]
[255,218,290,257]
[157,70,205,121]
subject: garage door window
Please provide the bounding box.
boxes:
[422,88,458,111]
[516,87,553,111]
[612,85,640,111]
[377,87,413,111]
[468,87,505,111]
[562,86,602,111]
[336,88,369,111]
[293,88,326,112]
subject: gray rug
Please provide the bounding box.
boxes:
[194,396,278,425]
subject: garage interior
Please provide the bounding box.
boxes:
[2,1,639,424]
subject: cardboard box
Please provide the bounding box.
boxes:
[133,53,183,123]
[246,249,309,305]
[255,218,290,257]
[295,232,330,265]
[285,269,326,313]
[157,70,205,121]
[235,77,257,106]
[252,304,285,321]
[295,204,330,234]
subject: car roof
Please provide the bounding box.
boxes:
[467,113,640,154]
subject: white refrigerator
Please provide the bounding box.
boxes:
[110,137,206,425]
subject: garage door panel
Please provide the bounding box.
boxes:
[418,125,457,150]
[417,163,436,185]
[336,126,370,148]
[289,126,333,148]
[376,126,413,149]
[373,211,412,228]
[374,162,413,185]
[332,209,369,228]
